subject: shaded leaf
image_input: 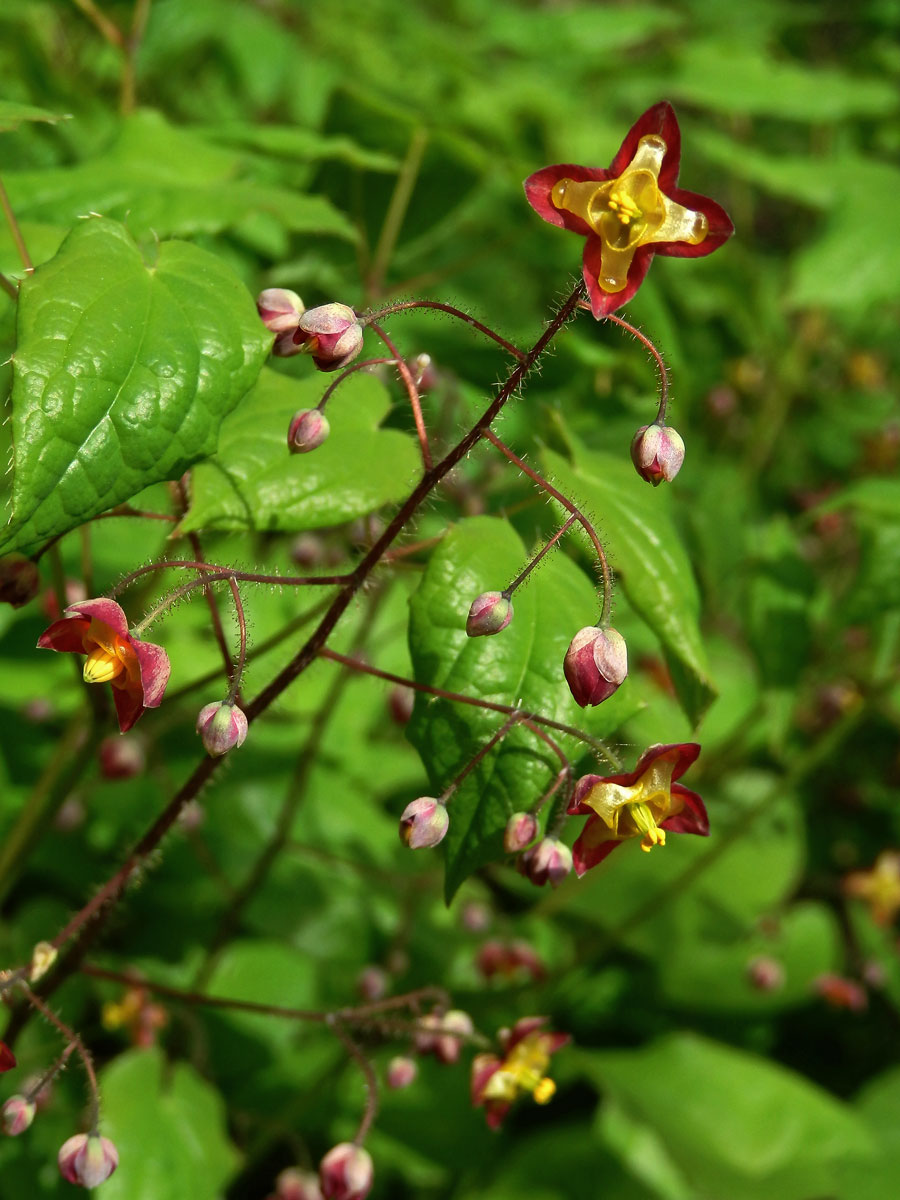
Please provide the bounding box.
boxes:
[178,368,420,534]
[0,100,71,132]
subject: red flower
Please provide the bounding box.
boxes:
[568,742,707,874]
[524,102,733,317]
[471,1017,569,1129]
[0,1040,16,1072]
[37,598,170,733]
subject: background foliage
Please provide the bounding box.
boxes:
[1,0,899,1197]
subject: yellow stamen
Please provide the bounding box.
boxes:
[533,1077,556,1105]
[630,802,666,853]
[83,646,125,684]
[550,134,709,294]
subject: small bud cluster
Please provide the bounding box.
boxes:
[258,291,365,372]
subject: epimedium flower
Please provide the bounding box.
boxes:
[568,742,707,874]
[471,1017,569,1129]
[843,851,900,926]
[37,598,170,733]
[524,102,733,317]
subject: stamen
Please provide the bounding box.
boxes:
[533,1077,556,1104]
[83,647,124,684]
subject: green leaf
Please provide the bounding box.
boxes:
[839,1067,900,1200]
[584,1033,874,1200]
[201,122,400,172]
[3,110,357,243]
[178,368,420,534]
[407,515,637,901]
[100,1048,240,1200]
[0,100,71,132]
[541,438,715,725]
[1,216,271,556]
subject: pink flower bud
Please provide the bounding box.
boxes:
[563,626,627,708]
[319,1142,373,1200]
[399,797,449,849]
[2,1095,35,1136]
[293,303,364,372]
[196,701,248,757]
[459,900,491,932]
[356,965,389,1002]
[465,591,513,637]
[746,955,785,993]
[273,1166,324,1200]
[415,1009,474,1064]
[386,1055,418,1089]
[387,685,415,725]
[0,554,40,608]
[503,811,538,853]
[288,408,331,454]
[630,423,685,486]
[257,288,305,334]
[518,837,573,888]
[98,734,146,780]
[58,1133,119,1188]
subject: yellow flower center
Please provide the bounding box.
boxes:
[550,134,709,293]
[579,754,684,852]
[83,646,125,684]
[629,802,667,852]
[481,1033,557,1107]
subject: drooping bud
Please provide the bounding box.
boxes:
[288,408,331,454]
[257,288,305,334]
[630,423,685,486]
[356,965,389,1002]
[58,1133,119,1187]
[399,797,449,849]
[503,811,538,854]
[563,626,627,708]
[465,591,513,637]
[293,303,364,372]
[98,734,146,780]
[387,685,415,725]
[386,1056,418,1090]
[746,955,785,993]
[415,1009,474,1064]
[29,940,57,982]
[518,838,573,888]
[0,554,40,608]
[2,1095,35,1136]
[319,1142,374,1200]
[196,701,248,757]
[273,1166,324,1200]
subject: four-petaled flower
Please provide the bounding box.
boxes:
[471,1016,569,1129]
[568,742,707,874]
[843,851,900,926]
[38,598,170,733]
[524,102,733,316]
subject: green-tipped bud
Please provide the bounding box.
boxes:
[466,591,513,637]
[196,701,248,757]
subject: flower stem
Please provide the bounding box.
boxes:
[366,125,428,299]
[505,513,578,595]
[365,298,526,361]
[603,310,671,424]
[327,1017,379,1146]
[0,175,32,271]
[367,320,433,469]
[20,984,101,1130]
[441,714,522,803]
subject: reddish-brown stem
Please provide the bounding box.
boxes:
[601,309,671,424]
[319,647,615,760]
[25,1043,76,1102]
[0,176,32,271]
[441,714,522,802]
[316,357,395,410]
[225,577,246,703]
[91,504,177,522]
[121,0,152,114]
[483,428,613,627]
[505,513,578,595]
[365,299,526,362]
[367,320,432,470]
[0,271,18,300]
[21,984,100,1130]
[112,558,350,602]
[520,719,569,769]
[381,534,446,562]
[328,1017,379,1146]
[72,0,124,47]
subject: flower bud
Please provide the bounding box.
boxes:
[399,797,449,849]
[29,940,57,982]
[356,965,389,1002]
[0,554,40,608]
[288,408,331,454]
[0,1041,16,1072]
[503,811,538,853]
[415,1009,474,1064]
[257,288,305,334]
[293,303,364,372]
[386,1055,418,1089]
[387,684,415,725]
[2,1095,35,1136]
[319,1142,373,1200]
[58,1133,119,1187]
[518,838,573,888]
[196,701,248,757]
[98,734,146,780]
[630,423,685,486]
[563,626,627,708]
[273,1166,324,1200]
[746,955,785,993]
[465,591,513,637]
